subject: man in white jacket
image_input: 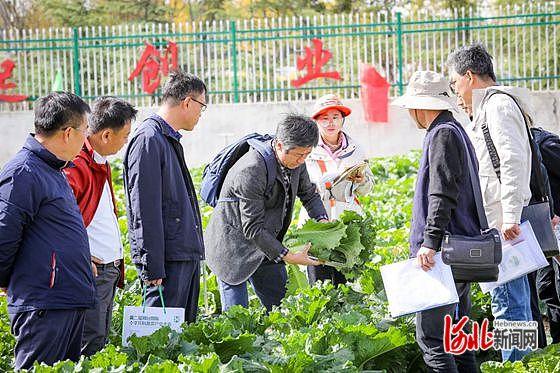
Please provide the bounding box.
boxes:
[447,43,533,362]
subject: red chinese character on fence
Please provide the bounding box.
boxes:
[443,315,494,355]
[129,41,178,94]
[291,38,342,88]
[0,59,28,103]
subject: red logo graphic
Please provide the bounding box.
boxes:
[443,315,494,355]
[0,59,28,103]
[291,38,342,88]
[129,41,178,94]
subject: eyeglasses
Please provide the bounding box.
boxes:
[190,97,207,112]
[449,80,457,95]
[449,73,472,96]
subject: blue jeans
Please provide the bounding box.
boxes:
[218,260,287,312]
[490,275,533,362]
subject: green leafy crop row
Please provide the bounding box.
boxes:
[2,150,556,372]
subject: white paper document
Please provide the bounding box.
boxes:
[479,221,549,293]
[122,305,184,346]
[381,252,458,318]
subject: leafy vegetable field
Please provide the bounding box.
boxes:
[0,151,557,372]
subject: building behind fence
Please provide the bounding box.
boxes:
[0,2,558,111]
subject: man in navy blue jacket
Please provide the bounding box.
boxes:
[124,70,206,323]
[393,71,481,373]
[0,92,95,370]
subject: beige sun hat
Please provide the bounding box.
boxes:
[392,71,456,110]
[311,94,352,119]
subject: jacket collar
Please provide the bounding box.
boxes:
[83,137,95,156]
[78,138,95,164]
[149,113,182,141]
[76,138,108,171]
[318,132,347,151]
[308,132,357,161]
[23,134,74,170]
[472,85,533,122]
[427,110,455,132]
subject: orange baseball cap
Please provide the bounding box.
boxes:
[310,94,352,119]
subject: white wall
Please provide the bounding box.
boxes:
[1,91,559,168]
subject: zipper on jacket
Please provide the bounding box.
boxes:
[49,252,56,288]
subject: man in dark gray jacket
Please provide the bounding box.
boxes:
[205,114,328,312]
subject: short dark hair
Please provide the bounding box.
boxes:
[447,43,497,81]
[88,96,138,134]
[162,69,207,105]
[34,92,90,136]
[275,113,319,149]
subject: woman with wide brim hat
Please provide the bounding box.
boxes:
[300,94,374,286]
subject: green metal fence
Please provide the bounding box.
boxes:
[0,2,558,111]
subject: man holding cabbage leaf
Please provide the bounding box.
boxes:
[204,114,329,312]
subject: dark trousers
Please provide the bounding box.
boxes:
[307,265,347,286]
[82,262,120,356]
[529,258,560,345]
[219,259,287,312]
[527,270,547,348]
[145,260,200,323]
[416,282,478,373]
[9,308,85,370]
[538,258,560,343]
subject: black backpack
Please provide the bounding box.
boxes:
[200,133,276,207]
[531,127,560,216]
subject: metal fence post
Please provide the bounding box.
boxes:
[229,20,240,103]
[396,12,404,95]
[72,27,82,96]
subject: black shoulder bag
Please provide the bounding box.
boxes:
[479,91,559,258]
[440,126,502,283]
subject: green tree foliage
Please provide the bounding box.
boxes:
[25,0,173,28]
[14,0,498,28]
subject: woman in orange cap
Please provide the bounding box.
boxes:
[300,94,374,285]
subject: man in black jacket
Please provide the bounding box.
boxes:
[531,128,560,213]
[124,70,207,323]
[0,93,95,369]
[393,71,480,373]
[530,127,560,344]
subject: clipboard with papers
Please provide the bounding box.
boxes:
[479,221,549,293]
[330,162,368,187]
